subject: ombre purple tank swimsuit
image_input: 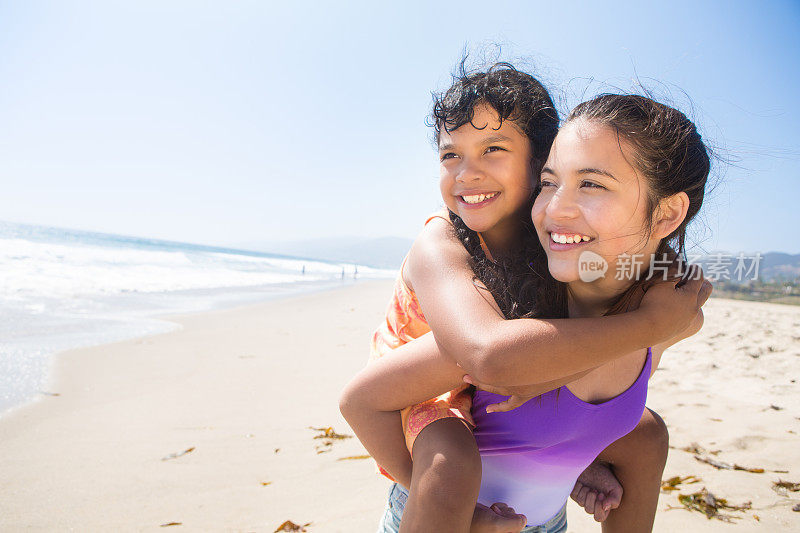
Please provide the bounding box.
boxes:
[471,348,652,527]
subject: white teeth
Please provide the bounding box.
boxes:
[550,232,592,244]
[461,192,497,204]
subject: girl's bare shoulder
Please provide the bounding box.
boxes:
[403,214,470,291]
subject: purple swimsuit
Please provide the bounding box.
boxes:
[471,348,651,526]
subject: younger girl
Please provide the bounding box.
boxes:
[342,91,711,531]
[340,63,709,532]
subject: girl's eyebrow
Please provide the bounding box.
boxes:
[481,134,513,144]
[438,134,514,152]
[578,167,618,181]
[540,167,618,182]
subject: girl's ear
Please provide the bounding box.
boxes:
[653,192,690,239]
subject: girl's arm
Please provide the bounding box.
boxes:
[405,218,711,386]
[339,332,592,486]
[468,304,708,414]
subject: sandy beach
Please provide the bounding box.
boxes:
[1,280,798,532]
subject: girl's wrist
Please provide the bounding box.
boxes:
[632,308,671,346]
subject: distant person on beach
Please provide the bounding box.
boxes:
[340,62,710,532]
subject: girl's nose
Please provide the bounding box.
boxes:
[455,158,485,184]
[545,187,580,219]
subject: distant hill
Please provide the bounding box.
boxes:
[760,252,800,281]
[239,236,414,270]
[691,252,800,283]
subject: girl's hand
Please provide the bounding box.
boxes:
[462,375,551,413]
[638,264,712,344]
[570,460,623,522]
[471,502,527,532]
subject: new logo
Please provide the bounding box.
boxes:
[578,251,608,282]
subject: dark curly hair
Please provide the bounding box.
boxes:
[429,60,561,319]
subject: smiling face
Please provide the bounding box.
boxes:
[532,119,663,289]
[439,104,535,252]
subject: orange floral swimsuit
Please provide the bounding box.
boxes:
[369,213,475,480]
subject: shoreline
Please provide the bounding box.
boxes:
[0,279,396,531]
[1,286,798,531]
[0,277,375,420]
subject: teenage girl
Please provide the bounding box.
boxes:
[340,65,710,532]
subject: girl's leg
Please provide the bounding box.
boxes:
[597,408,669,533]
[400,418,481,532]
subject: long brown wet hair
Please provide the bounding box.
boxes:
[574,95,708,315]
[526,94,711,318]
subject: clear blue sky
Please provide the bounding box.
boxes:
[2,0,798,253]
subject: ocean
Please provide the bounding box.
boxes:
[0,221,393,417]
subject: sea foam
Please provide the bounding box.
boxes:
[0,221,393,417]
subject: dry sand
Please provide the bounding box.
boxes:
[0,281,798,532]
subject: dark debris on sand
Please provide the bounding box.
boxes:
[667,487,752,522]
[274,520,311,532]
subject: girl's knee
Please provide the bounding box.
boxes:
[412,418,481,484]
[638,408,669,463]
[600,409,669,472]
[614,408,668,472]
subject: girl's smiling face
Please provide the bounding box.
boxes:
[439,104,535,252]
[532,119,663,288]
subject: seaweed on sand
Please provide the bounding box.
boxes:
[667,487,752,522]
[337,454,371,461]
[161,447,195,461]
[693,455,765,473]
[308,426,352,440]
[274,520,311,532]
[309,425,352,454]
[772,479,800,495]
[661,475,702,492]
